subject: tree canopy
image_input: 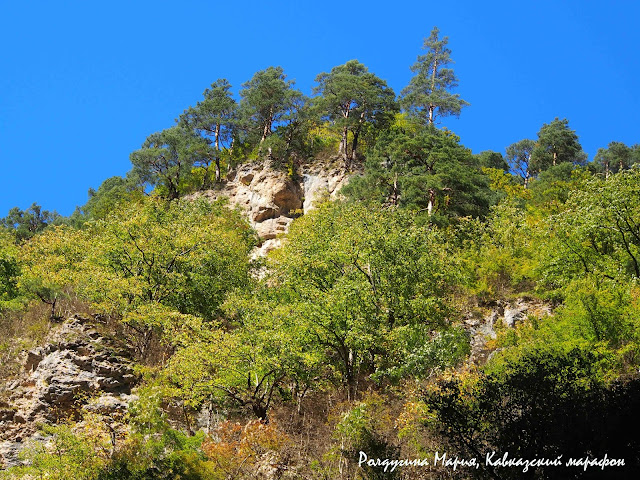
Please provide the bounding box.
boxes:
[313,60,397,166]
[179,79,238,184]
[344,118,496,222]
[130,126,210,200]
[401,27,469,125]
[531,117,586,169]
[238,66,303,148]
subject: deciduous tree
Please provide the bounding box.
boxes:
[269,203,464,398]
[85,198,253,322]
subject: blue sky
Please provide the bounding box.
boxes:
[1,0,638,216]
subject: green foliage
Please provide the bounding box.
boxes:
[180,79,238,185]
[424,347,640,479]
[261,94,314,170]
[1,418,111,480]
[531,117,587,170]
[0,230,20,308]
[130,126,211,199]
[475,150,508,172]
[84,197,254,322]
[454,203,539,300]
[506,138,536,186]
[344,120,496,223]
[374,326,470,382]
[594,141,640,177]
[239,66,304,148]
[97,386,216,480]
[401,26,469,125]
[481,167,530,202]
[17,224,92,318]
[1,203,61,242]
[313,60,397,165]
[332,393,400,479]
[164,298,316,420]
[527,163,589,210]
[270,202,463,394]
[541,168,640,286]
[8,35,640,479]
[74,175,144,224]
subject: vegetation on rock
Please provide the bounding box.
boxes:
[2,26,640,479]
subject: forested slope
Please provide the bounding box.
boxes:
[1,27,640,479]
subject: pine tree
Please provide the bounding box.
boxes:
[506,139,536,187]
[401,27,469,125]
[531,118,586,170]
[180,79,237,184]
[313,60,396,167]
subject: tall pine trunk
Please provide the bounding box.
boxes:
[214,124,221,183]
[340,126,350,168]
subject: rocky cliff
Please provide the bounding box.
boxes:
[466,298,553,365]
[0,317,136,468]
[189,160,351,256]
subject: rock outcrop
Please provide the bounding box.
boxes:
[0,317,136,468]
[466,298,553,365]
[189,161,351,256]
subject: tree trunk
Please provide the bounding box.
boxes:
[351,130,360,164]
[340,126,350,168]
[524,152,533,188]
[428,59,438,125]
[167,179,179,200]
[214,125,221,183]
[214,158,221,184]
[427,188,436,216]
[350,111,366,165]
[252,403,268,422]
[228,138,235,172]
[391,173,399,205]
[340,103,351,167]
[260,108,274,144]
[261,121,271,144]
[346,349,357,401]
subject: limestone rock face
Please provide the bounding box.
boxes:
[467,299,553,365]
[189,161,351,254]
[0,317,136,468]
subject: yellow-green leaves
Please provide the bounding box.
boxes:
[271,202,462,386]
[84,197,254,321]
[17,224,92,318]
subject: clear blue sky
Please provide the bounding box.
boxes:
[1,0,638,216]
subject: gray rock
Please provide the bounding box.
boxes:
[503,303,529,328]
[0,317,136,468]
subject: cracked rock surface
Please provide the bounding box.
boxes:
[188,161,351,257]
[0,317,136,468]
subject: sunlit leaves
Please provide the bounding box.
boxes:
[84,197,254,321]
